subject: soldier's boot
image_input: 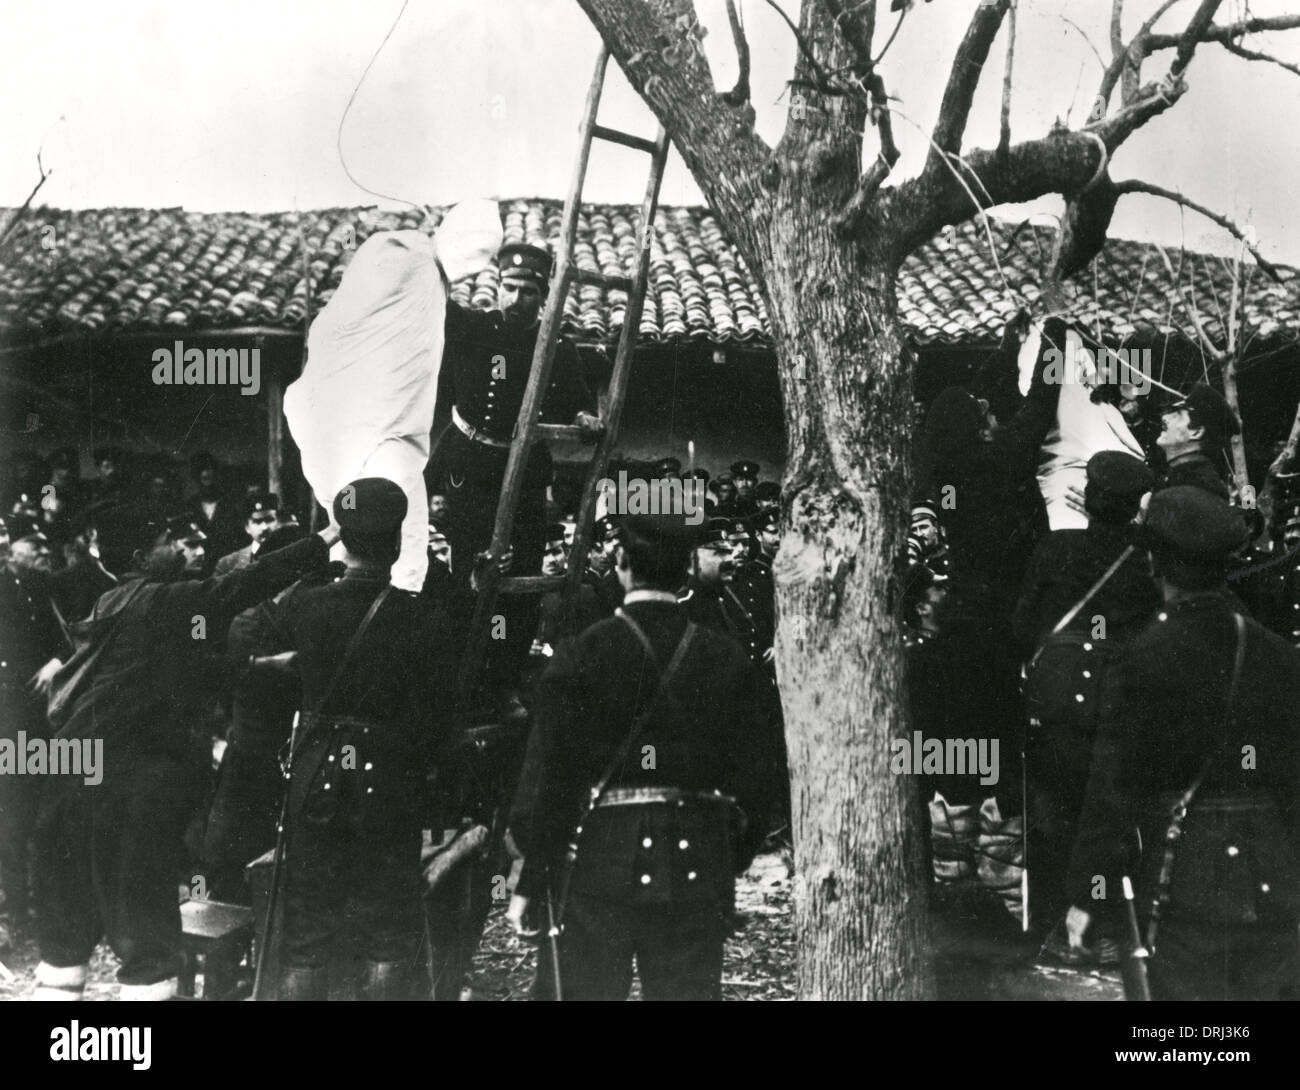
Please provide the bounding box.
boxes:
[358,959,410,1001]
[928,793,978,883]
[975,796,1027,923]
[278,964,329,1002]
[33,962,88,1001]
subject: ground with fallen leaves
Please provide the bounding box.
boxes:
[1,851,1122,1001]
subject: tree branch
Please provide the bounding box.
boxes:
[575,0,771,245]
[0,154,53,254]
[997,1,1017,160]
[765,0,853,95]
[721,0,752,106]
[1097,0,1185,107]
[1219,38,1300,79]
[1144,12,1300,52]
[925,0,1009,173]
[1113,178,1282,281]
[835,72,900,234]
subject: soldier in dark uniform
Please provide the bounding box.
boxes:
[264,479,462,1001]
[506,511,781,1000]
[532,516,623,661]
[50,523,117,624]
[1153,383,1238,499]
[680,518,769,674]
[1013,451,1159,948]
[712,474,738,517]
[1065,487,1300,999]
[31,514,335,1000]
[0,520,68,947]
[428,242,600,700]
[729,460,761,517]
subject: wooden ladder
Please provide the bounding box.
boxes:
[457,46,670,699]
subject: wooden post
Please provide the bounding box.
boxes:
[261,334,284,495]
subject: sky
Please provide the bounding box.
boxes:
[4,0,1300,262]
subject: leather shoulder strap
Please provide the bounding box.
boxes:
[312,585,392,716]
[588,615,699,804]
[1177,610,1248,814]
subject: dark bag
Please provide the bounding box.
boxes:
[46,578,149,730]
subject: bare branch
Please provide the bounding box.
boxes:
[0,155,53,254]
[997,1,1017,160]
[926,0,1010,172]
[1098,0,1185,106]
[1219,38,1300,79]
[822,0,876,85]
[1169,0,1227,78]
[872,3,906,66]
[835,73,901,234]
[1060,15,1108,73]
[1144,12,1300,52]
[721,0,752,106]
[1113,178,1282,281]
[765,0,852,95]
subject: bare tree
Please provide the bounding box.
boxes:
[574,0,1300,998]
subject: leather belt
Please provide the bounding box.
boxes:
[453,406,511,449]
[596,786,737,809]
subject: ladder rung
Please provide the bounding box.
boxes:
[499,574,567,595]
[591,124,659,155]
[534,423,586,442]
[573,267,633,293]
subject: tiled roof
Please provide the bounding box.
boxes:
[1,199,1296,349]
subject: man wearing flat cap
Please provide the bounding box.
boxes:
[1065,487,1300,999]
[431,242,601,704]
[248,478,463,1000]
[1014,451,1160,949]
[507,510,781,1000]
[1154,382,1238,500]
[31,505,339,1000]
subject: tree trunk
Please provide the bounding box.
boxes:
[762,197,934,1000]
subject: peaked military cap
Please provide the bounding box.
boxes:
[593,514,618,543]
[1144,486,1249,559]
[1169,382,1240,439]
[243,491,280,520]
[545,522,568,545]
[1086,451,1155,499]
[753,508,780,533]
[332,477,407,534]
[619,510,704,545]
[498,242,553,286]
[697,517,733,546]
[730,459,760,479]
[165,516,207,542]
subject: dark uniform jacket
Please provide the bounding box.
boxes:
[54,536,330,760]
[680,577,769,673]
[50,558,117,627]
[509,597,780,904]
[1,567,67,692]
[1012,522,1158,656]
[1158,452,1230,499]
[428,303,592,490]
[1067,590,1300,924]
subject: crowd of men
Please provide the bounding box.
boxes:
[903,315,1300,1000]
[1,232,786,1006]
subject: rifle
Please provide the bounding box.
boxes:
[1119,875,1152,1001]
[252,709,300,1001]
[544,882,564,1002]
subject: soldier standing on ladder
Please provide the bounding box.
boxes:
[428,242,602,719]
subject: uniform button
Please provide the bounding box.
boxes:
[1075,694,1084,703]
[366,787,373,795]
[1157,612,1168,622]
[687,871,697,881]
[1226,845,1239,857]
[640,874,651,885]
[364,762,373,771]
[323,783,331,790]
[678,839,689,850]
[1082,670,1091,679]
[642,837,653,849]
[328,754,335,762]
[1262,883,1271,893]
[574,826,583,835]
[1082,642,1092,652]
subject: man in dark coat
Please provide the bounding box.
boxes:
[427,244,599,699]
[1152,382,1238,499]
[265,479,462,1001]
[507,511,781,1000]
[0,520,69,947]
[1065,487,1300,1000]
[30,514,336,1000]
[1013,451,1159,945]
